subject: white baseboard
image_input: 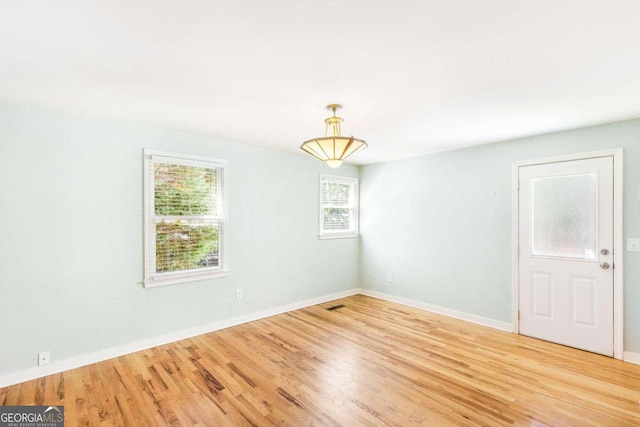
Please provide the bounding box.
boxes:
[360,289,513,332]
[624,351,640,365]
[0,288,361,388]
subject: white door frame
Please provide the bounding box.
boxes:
[512,148,624,359]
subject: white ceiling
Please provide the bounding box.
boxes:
[1,1,639,164]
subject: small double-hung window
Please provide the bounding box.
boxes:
[143,149,228,287]
[319,174,359,239]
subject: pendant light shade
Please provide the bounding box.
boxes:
[300,104,367,168]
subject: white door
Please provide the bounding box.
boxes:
[518,156,614,356]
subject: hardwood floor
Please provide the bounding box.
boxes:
[2,295,640,426]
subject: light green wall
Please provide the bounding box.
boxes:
[360,118,640,353]
[2,97,639,378]
[0,100,360,376]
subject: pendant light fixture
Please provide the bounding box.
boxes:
[300,104,367,168]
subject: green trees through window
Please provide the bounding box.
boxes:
[144,150,227,287]
[153,163,219,273]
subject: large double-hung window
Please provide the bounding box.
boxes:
[143,149,228,287]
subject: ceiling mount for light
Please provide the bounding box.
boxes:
[300,104,367,168]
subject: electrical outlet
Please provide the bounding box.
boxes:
[386,273,393,283]
[38,351,51,367]
[628,238,640,252]
[236,289,243,300]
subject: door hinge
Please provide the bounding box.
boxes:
[518,310,520,320]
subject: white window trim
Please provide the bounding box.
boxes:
[319,174,360,239]
[143,149,229,288]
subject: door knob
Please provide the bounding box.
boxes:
[600,262,610,270]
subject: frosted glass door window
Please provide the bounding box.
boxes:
[531,173,597,260]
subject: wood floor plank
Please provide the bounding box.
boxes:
[2,294,640,426]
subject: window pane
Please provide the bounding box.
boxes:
[319,175,358,237]
[154,164,217,215]
[155,219,219,273]
[322,182,350,206]
[323,208,351,231]
[531,173,597,260]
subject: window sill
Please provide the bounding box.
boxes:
[143,271,229,288]
[319,233,360,240]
